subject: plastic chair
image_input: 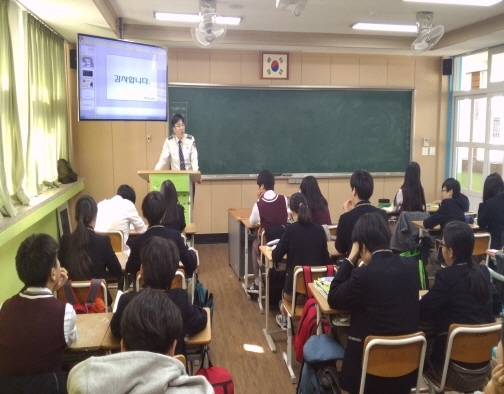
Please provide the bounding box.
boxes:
[281,265,336,383]
[473,232,491,266]
[423,322,501,393]
[322,224,338,242]
[96,230,124,253]
[359,332,426,394]
[56,279,108,310]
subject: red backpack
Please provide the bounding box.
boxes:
[196,351,234,394]
[294,265,335,363]
[62,279,106,314]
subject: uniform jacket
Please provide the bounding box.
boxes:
[154,134,198,171]
[328,253,420,393]
[478,193,504,249]
[390,211,430,252]
[423,197,465,231]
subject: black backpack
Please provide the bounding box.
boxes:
[297,334,344,394]
[57,159,78,184]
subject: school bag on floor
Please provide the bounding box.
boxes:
[193,281,214,321]
[195,350,234,394]
[297,334,344,394]
[294,265,335,363]
[62,279,106,314]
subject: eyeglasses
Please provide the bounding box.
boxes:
[174,124,185,128]
[436,239,448,249]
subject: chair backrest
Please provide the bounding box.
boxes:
[290,265,335,317]
[96,230,124,253]
[136,269,186,291]
[473,232,491,265]
[360,332,426,394]
[322,224,338,241]
[447,322,501,365]
[175,354,186,366]
[56,280,108,310]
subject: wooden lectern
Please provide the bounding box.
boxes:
[138,170,201,223]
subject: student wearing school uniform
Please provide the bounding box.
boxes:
[160,180,186,232]
[0,234,78,387]
[420,221,501,392]
[335,170,388,256]
[111,236,206,356]
[423,178,466,231]
[247,169,289,295]
[391,161,426,213]
[328,213,420,394]
[272,193,329,329]
[300,175,332,225]
[478,173,504,250]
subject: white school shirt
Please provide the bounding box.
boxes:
[95,195,147,255]
[249,190,290,225]
[154,134,199,171]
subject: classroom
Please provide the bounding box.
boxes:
[1,0,504,392]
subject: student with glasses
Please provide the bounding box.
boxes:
[423,178,466,232]
[154,114,200,174]
[420,221,501,392]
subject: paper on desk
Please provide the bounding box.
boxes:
[112,290,123,313]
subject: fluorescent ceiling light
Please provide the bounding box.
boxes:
[404,0,501,6]
[154,12,241,25]
[352,23,417,33]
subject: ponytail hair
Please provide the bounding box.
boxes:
[443,221,489,303]
[290,192,311,225]
[66,195,96,280]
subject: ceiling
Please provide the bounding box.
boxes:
[16,0,504,56]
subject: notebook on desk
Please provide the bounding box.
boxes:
[313,277,333,299]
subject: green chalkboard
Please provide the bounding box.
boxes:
[168,85,412,175]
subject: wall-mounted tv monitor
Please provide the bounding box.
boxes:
[77,33,167,121]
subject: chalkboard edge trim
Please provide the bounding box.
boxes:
[201,172,405,180]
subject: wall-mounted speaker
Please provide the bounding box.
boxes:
[69,49,77,70]
[442,58,453,76]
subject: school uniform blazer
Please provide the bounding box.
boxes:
[327,253,420,394]
[59,229,122,279]
[335,201,389,255]
[271,221,330,292]
[423,197,466,231]
[478,193,504,249]
[311,207,332,226]
[125,226,197,277]
[419,262,501,366]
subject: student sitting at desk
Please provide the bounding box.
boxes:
[272,193,329,330]
[0,234,78,381]
[420,221,501,392]
[423,178,466,231]
[300,175,332,225]
[111,236,206,356]
[335,170,388,256]
[125,191,197,278]
[59,195,122,305]
[68,288,213,394]
[160,180,186,232]
[328,213,420,394]
[247,169,289,295]
[478,173,504,250]
[391,161,426,213]
[95,184,147,256]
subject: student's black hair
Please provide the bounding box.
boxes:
[443,221,489,303]
[351,213,390,255]
[442,178,461,199]
[397,162,426,212]
[300,175,328,212]
[141,191,166,226]
[160,180,180,225]
[350,170,374,201]
[117,184,136,204]
[171,114,185,127]
[290,192,312,225]
[65,195,95,280]
[257,169,275,191]
[120,288,182,355]
[482,173,504,202]
[16,234,59,287]
[140,236,179,290]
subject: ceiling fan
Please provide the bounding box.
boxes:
[411,12,444,54]
[190,0,227,48]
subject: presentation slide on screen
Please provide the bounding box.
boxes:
[106,55,158,102]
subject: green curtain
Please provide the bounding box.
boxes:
[0,0,27,217]
[26,13,68,194]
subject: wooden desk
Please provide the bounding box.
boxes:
[69,312,113,352]
[308,283,349,335]
[101,325,120,351]
[186,308,211,346]
[228,208,258,286]
[183,223,196,248]
[412,220,480,237]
